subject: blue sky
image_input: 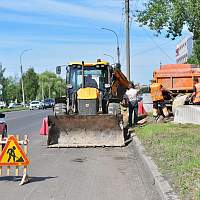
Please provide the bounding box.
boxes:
[0,0,191,84]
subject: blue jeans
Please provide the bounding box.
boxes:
[128,101,138,127]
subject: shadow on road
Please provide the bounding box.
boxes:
[0,176,57,183]
[30,176,57,183]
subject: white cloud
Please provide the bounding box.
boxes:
[0,33,113,49]
[0,0,121,23]
[83,0,122,9]
[0,12,86,27]
[0,0,178,84]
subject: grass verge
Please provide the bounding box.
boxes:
[0,107,28,112]
[135,122,200,200]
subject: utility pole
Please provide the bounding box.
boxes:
[41,81,44,100]
[20,65,25,104]
[0,63,3,99]
[48,80,51,98]
[125,0,130,81]
[60,80,62,97]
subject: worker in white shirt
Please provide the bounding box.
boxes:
[125,82,138,127]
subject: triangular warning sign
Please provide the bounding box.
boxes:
[0,135,30,166]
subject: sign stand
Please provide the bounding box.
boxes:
[20,135,29,186]
[0,134,30,185]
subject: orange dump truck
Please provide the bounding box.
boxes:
[154,64,200,92]
[153,64,200,110]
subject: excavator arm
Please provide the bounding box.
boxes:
[111,68,129,100]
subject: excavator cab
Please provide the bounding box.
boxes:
[66,61,111,115]
[47,60,127,147]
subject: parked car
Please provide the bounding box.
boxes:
[8,103,22,109]
[0,101,6,109]
[39,101,45,109]
[43,98,55,109]
[15,103,22,107]
[29,101,43,110]
[8,103,15,109]
[25,103,30,108]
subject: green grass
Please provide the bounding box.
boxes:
[0,107,28,112]
[135,123,200,200]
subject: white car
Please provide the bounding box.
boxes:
[29,101,42,110]
[0,101,6,109]
[8,103,21,109]
[39,101,44,109]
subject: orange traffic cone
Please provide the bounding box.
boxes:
[40,117,48,135]
[138,101,147,116]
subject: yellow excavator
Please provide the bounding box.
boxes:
[47,60,130,147]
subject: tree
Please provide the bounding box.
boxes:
[4,76,21,103]
[137,0,200,63]
[22,68,39,101]
[38,71,65,99]
[0,63,6,101]
[187,39,200,64]
[136,0,200,40]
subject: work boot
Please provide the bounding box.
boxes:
[156,115,164,123]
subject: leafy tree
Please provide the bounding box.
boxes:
[187,39,200,64]
[0,63,7,101]
[136,0,200,40]
[38,71,65,99]
[137,0,200,63]
[22,68,39,101]
[4,76,21,103]
[2,69,65,103]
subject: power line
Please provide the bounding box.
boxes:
[133,1,174,62]
[143,28,174,61]
[133,41,174,56]
[125,0,131,80]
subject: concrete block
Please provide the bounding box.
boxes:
[174,105,200,124]
[142,93,153,113]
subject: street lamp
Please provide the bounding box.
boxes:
[101,28,120,65]
[20,49,32,106]
[103,53,115,64]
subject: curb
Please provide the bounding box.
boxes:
[131,134,179,200]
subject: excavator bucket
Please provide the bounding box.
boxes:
[47,115,125,147]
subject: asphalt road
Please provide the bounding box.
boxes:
[0,109,160,200]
